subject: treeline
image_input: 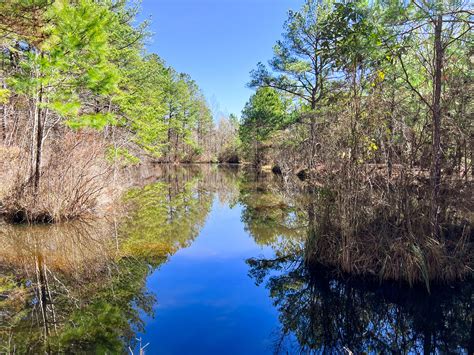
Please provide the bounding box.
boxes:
[240,0,472,181]
[0,0,237,222]
[239,0,472,279]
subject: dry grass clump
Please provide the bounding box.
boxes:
[304,174,473,289]
[0,145,21,204]
[1,131,115,223]
[307,219,472,289]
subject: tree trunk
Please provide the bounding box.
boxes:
[1,81,7,143]
[309,90,317,171]
[350,62,361,165]
[33,84,44,194]
[430,15,444,238]
[174,133,179,163]
[470,131,474,177]
[1,105,6,143]
[35,254,50,338]
[386,86,396,180]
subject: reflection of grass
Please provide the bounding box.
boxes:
[0,166,222,353]
[0,221,114,277]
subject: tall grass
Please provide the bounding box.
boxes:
[304,168,473,287]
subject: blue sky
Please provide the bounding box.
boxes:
[139,0,303,119]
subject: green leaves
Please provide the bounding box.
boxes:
[0,88,10,104]
[49,100,81,117]
[1,0,213,165]
[106,147,140,166]
[240,87,288,165]
[66,113,116,130]
[4,0,120,131]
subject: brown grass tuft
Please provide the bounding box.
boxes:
[1,131,114,223]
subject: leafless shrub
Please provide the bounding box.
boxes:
[0,145,21,203]
[2,130,114,223]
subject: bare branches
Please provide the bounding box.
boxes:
[397,52,433,112]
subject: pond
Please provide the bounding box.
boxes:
[0,165,472,354]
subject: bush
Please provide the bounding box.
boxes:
[2,131,113,223]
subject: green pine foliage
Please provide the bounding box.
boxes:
[0,0,216,166]
[239,87,287,167]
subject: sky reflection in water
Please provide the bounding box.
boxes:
[0,166,471,354]
[137,200,282,355]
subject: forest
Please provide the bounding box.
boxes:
[237,0,473,285]
[0,0,472,273]
[0,0,472,353]
[0,0,240,223]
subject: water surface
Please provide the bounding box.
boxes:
[0,165,472,354]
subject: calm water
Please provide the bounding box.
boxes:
[0,165,472,354]
[136,200,280,354]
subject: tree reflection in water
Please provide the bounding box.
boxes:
[248,252,473,354]
[0,221,155,353]
[0,166,471,353]
[241,172,473,354]
[0,166,232,353]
